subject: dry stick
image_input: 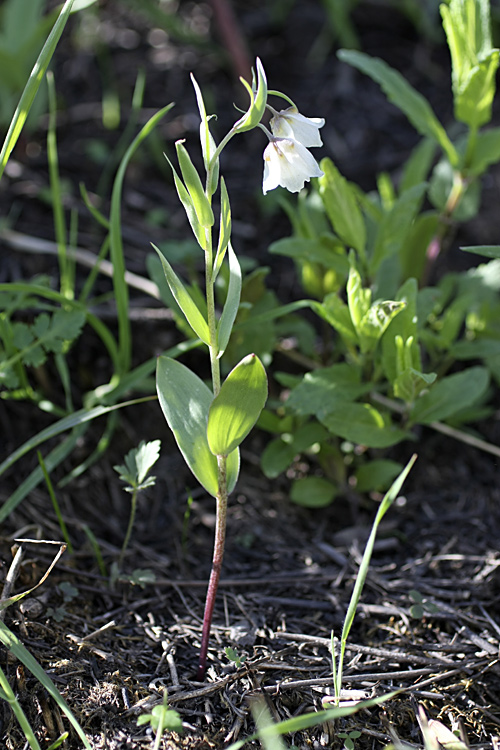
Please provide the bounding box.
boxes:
[0,544,25,621]
[371,391,500,460]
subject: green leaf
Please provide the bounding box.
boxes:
[355,459,404,493]
[290,476,337,508]
[261,437,296,479]
[164,155,208,250]
[207,354,267,456]
[114,439,161,488]
[156,356,239,496]
[467,127,500,176]
[318,293,358,346]
[191,73,219,195]
[371,183,427,272]
[400,138,436,193]
[175,140,214,228]
[214,176,231,276]
[153,244,211,345]
[429,159,480,221]
[319,158,366,255]
[286,363,367,417]
[319,402,408,448]
[337,49,458,167]
[216,243,241,358]
[0,0,76,181]
[411,366,489,424]
[382,278,421,385]
[346,260,371,334]
[441,0,499,129]
[234,57,268,133]
[461,245,500,260]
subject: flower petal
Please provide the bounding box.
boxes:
[270,106,325,147]
[262,138,324,194]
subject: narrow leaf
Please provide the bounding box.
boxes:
[217,243,241,357]
[153,244,211,345]
[175,140,214,228]
[338,49,458,166]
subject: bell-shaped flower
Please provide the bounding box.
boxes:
[269,106,325,148]
[262,137,324,194]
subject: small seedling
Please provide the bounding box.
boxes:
[113,439,161,569]
[224,646,247,668]
[137,691,183,749]
[47,580,79,622]
[409,589,439,619]
[338,729,362,750]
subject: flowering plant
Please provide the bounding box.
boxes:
[155,59,324,679]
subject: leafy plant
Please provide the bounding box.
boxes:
[260,0,500,498]
[137,690,183,749]
[113,439,161,569]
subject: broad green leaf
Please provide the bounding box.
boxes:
[451,339,500,359]
[216,243,241,358]
[207,354,267,455]
[286,364,367,417]
[234,57,268,133]
[290,477,337,508]
[400,211,439,282]
[319,402,408,448]
[261,438,296,479]
[410,366,489,424]
[153,244,211,345]
[175,140,214,228]
[355,459,403,493]
[156,356,239,496]
[214,177,231,276]
[319,158,366,255]
[338,49,458,166]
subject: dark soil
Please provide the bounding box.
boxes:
[1,1,500,749]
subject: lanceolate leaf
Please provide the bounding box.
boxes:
[319,158,366,256]
[156,356,240,496]
[207,354,268,456]
[214,177,231,276]
[217,243,241,358]
[338,49,458,167]
[410,366,489,424]
[153,244,211,345]
[175,140,214,228]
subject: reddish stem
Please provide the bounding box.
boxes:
[196,457,228,680]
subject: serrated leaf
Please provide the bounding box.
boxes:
[153,244,211,345]
[411,366,489,424]
[156,356,239,497]
[207,354,267,456]
[338,49,458,166]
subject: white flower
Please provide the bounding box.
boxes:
[269,106,325,147]
[262,137,324,194]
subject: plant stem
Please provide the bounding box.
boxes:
[118,488,138,569]
[196,454,228,680]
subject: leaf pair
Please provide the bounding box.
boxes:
[157,353,267,498]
